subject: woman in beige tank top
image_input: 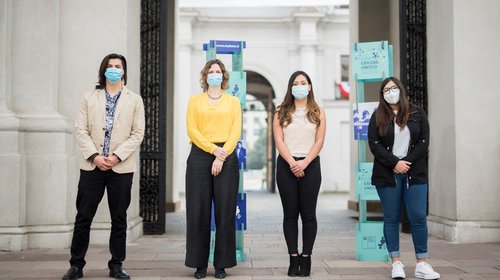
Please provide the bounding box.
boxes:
[273,71,326,277]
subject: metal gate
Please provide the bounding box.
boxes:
[400,0,427,112]
[139,0,168,234]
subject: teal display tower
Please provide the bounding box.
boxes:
[352,41,392,262]
[203,40,247,262]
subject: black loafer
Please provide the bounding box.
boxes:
[109,267,130,279]
[214,268,226,279]
[62,266,83,280]
[194,267,207,279]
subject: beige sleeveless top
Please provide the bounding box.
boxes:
[283,107,317,157]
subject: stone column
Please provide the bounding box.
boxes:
[426,0,500,242]
[172,11,198,211]
[5,0,74,249]
[0,0,26,251]
[294,11,323,103]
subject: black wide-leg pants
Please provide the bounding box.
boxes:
[70,168,133,270]
[185,144,239,269]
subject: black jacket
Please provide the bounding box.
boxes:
[368,104,429,187]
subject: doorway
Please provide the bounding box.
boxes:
[243,71,276,192]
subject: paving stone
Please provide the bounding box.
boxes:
[325,267,389,275]
[459,266,500,274]
[0,193,499,280]
[323,259,389,268]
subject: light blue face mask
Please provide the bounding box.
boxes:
[207,73,223,88]
[105,68,123,84]
[291,85,309,100]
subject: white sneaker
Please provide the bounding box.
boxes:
[391,261,406,279]
[415,262,440,279]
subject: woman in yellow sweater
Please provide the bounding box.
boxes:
[185,59,242,279]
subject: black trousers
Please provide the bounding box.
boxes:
[276,155,321,255]
[185,144,239,269]
[69,168,133,269]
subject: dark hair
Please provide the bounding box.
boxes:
[375,77,410,136]
[199,59,229,91]
[276,71,321,128]
[95,53,127,89]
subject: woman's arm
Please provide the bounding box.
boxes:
[186,96,218,154]
[273,112,296,165]
[222,98,242,154]
[402,107,429,163]
[367,113,400,169]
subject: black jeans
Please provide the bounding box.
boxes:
[185,144,239,269]
[276,155,321,255]
[69,168,133,269]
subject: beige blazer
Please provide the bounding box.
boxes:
[75,86,145,173]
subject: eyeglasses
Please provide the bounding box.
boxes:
[382,85,399,93]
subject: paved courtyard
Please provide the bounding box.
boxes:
[1,192,499,279]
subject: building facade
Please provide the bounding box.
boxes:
[1,0,499,251]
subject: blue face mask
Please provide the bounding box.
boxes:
[207,73,223,88]
[105,68,123,84]
[291,85,309,100]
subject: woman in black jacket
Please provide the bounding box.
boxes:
[368,77,440,280]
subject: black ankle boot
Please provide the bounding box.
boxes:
[194,267,207,279]
[288,255,300,277]
[299,254,311,277]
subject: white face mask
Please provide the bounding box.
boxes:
[383,88,400,104]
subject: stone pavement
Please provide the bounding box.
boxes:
[1,192,499,279]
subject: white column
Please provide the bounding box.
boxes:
[0,0,26,251]
[173,12,197,209]
[6,0,74,249]
[348,0,360,206]
[294,12,323,102]
[427,0,500,242]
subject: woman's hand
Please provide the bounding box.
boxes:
[211,158,225,176]
[394,160,411,173]
[290,159,309,174]
[213,147,229,161]
[293,170,305,178]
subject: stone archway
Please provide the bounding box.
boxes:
[246,70,277,192]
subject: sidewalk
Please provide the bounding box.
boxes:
[1,192,499,279]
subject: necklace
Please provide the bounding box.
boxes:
[208,93,222,100]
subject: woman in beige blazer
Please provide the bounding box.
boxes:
[62,53,145,280]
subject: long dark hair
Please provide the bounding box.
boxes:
[276,71,321,128]
[95,53,127,89]
[199,59,229,91]
[375,77,410,136]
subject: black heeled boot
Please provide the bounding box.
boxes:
[288,255,300,277]
[299,254,311,277]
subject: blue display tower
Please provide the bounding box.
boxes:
[352,41,392,262]
[203,40,247,262]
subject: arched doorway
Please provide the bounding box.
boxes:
[244,71,276,192]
